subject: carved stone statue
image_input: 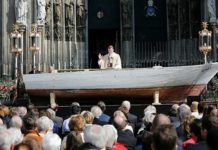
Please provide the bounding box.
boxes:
[53,0,62,26]
[207,0,217,24]
[65,0,75,26]
[45,0,51,25]
[15,0,28,25]
[121,0,131,26]
[76,0,85,26]
[37,0,46,24]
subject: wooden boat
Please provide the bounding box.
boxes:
[23,63,218,104]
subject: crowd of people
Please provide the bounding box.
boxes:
[0,100,218,150]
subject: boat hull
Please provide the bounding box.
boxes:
[23,63,218,104]
[25,85,204,104]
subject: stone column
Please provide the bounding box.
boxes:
[120,0,134,68]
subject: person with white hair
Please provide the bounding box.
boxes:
[103,125,127,150]
[47,108,61,134]
[91,105,106,125]
[9,115,23,129]
[8,127,23,146]
[81,124,107,150]
[18,106,27,118]
[42,133,61,150]
[120,100,138,131]
[103,125,118,148]
[0,129,13,150]
[138,105,157,134]
[37,116,54,137]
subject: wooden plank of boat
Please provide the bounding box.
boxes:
[23,63,218,103]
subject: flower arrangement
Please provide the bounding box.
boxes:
[0,79,16,104]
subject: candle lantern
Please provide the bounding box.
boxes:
[29,23,40,74]
[10,24,22,54]
[199,22,212,64]
[10,24,22,82]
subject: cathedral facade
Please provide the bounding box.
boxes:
[0,0,217,79]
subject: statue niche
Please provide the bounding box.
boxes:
[65,0,75,41]
[76,0,86,27]
[15,0,28,25]
[65,0,75,27]
[37,0,46,25]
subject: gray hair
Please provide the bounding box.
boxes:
[18,106,27,118]
[91,106,102,118]
[0,129,12,149]
[121,100,131,110]
[84,125,107,149]
[37,116,54,132]
[42,133,61,150]
[144,105,156,114]
[47,108,56,120]
[103,125,118,148]
[113,110,127,121]
[9,115,23,128]
[8,127,23,145]
[178,104,191,122]
[143,112,155,126]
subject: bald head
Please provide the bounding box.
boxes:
[113,115,127,130]
[151,114,171,131]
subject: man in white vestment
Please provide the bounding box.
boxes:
[98,45,122,69]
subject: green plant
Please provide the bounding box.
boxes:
[0,79,16,103]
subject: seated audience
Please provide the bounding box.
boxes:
[176,104,191,144]
[98,101,111,123]
[113,110,133,133]
[37,116,54,137]
[120,100,138,132]
[0,129,13,150]
[9,115,23,129]
[23,114,42,144]
[181,115,196,148]
[22,137,41,150]
[103,124,127,150]
[187,116,218,150]
[8,127,23,146]
[49,103,63,130]
[80,124,107,150]
[62,114,85,150]
[91,105,107,125]
[62,102,81,135]
[81,111,94,126]
[169,104,180,128]
[113,115,137,150]
[142,114,171,150]
[151,124,178,150]
[42,133,61,150]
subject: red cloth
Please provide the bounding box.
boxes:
[112,142,128,150]
[182,136,197,148]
